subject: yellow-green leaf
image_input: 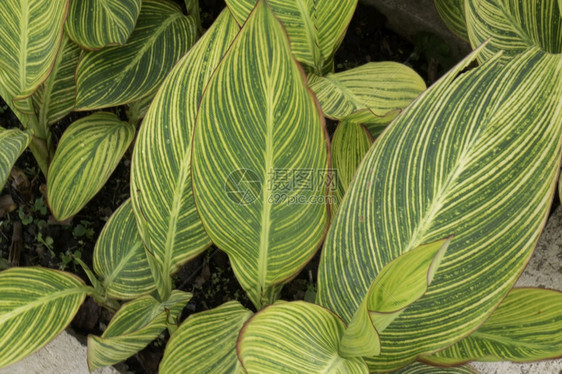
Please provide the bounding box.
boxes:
[47,112,135,221]
[238,301,368,374]
[94,199,155,300]
[421,288,562,365]
[130,9,239,296]
[0,128,31,191]
[394,362,478,373]
[191,0,329,309]
[434,0,469,40]
[317,47,562,372]
[0,267,87,369]
[87,290,191,370]
[160,301,253,374]
[65,0,141,50]
[75,0,197,110]
[308,62,426,120]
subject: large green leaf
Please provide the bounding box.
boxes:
[434,0,469,40]
[0,0,68,101]
[87,290,191,370]
[225,0,357,74]
[0,267,87,369]
[32,34,80,127]
[421,288,562,364]
[65,0,141,50]
[93,199,155,300]
[47,112,135,221]
[238,301,368,374]
[191,0,329,309]
[75,0,197,110]
[130,9,239,297]
[0,127,31,191]
[393,362,477,373]
[160,301,253,373]
[308,62,426,121]
[466,0,562,62]
[317,47,562,372]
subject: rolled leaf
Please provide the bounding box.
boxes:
[394,362,477,373]
[317,47,562,372]
[47,112,135,221]
[130,9,239,295]
[75,0,197,110]
[191,0,329,309]
[308,62,426,121]
[94,199,155,300]
[32,34,81,126]
[0,128,31,191]
[65,0,141,50]
[0,267,87,369]
[421,288,562,365]
[160,301,253,373]
[434,0,469,40]
[87,290,191,370]
[237,301,368,374]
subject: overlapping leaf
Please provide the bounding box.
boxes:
[317,47,562,372]
[0,267,87,369]
[160,301,252,373]
[87,290,191,370]
[226,0,357,74]
[130,9,239,295]
[75,0,197,110]
[393,362,477,373]
[65,0,141,50]
[237,301,368,374]
[94,199,155,300]
[191,0,329,309]
[0,128,31,191]
[421,288,562,365]
[47,112,135,221]
[434,0,468,40]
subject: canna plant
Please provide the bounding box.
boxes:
[0,0,561,373]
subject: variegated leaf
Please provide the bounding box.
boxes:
[393,362,478,373]
[434,0,469,40]
[0,127,31,191]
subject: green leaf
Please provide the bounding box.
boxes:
[65,0,142,50]
[31,34,81,127]
[47,112,135,221]
[308,62,426,121]
[75,0,198,110]
[0,127,31,191]
[434,0,469,40]
[421,288,562,364]
[225,0,358,74]
[317,47,562,372]
[191,0,329,309]
[238,301,368,374]
[393,361,478,373]
[466,0,562,62]
[0,0,68,101]
[94,199,155,300]
[160,301,253,373]
[130,9,239,297]
[87,290,191,370]
[0,267,87,369]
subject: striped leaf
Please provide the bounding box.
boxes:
[394,362,477,373]
[87,290,191,370]
[421,288,562,365]
[346,108,399,140]
[317,47,562,372]
[225,0,358,74]
[0,0,68,101]
[65,0,141,50]
[0,127,31,191]
[466,0,562,62]
[32,34,80,127]
[160,301,253,374]
[434,0,469,40]
[130,9,239,297]
[93,199,155,300]
[47,112,135,221]
[75,0,197,110]
[126,89,157,126]
[307,62,426,121]
[191,0,329,309]
[238,301,368,374]
[0,267,87,369]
